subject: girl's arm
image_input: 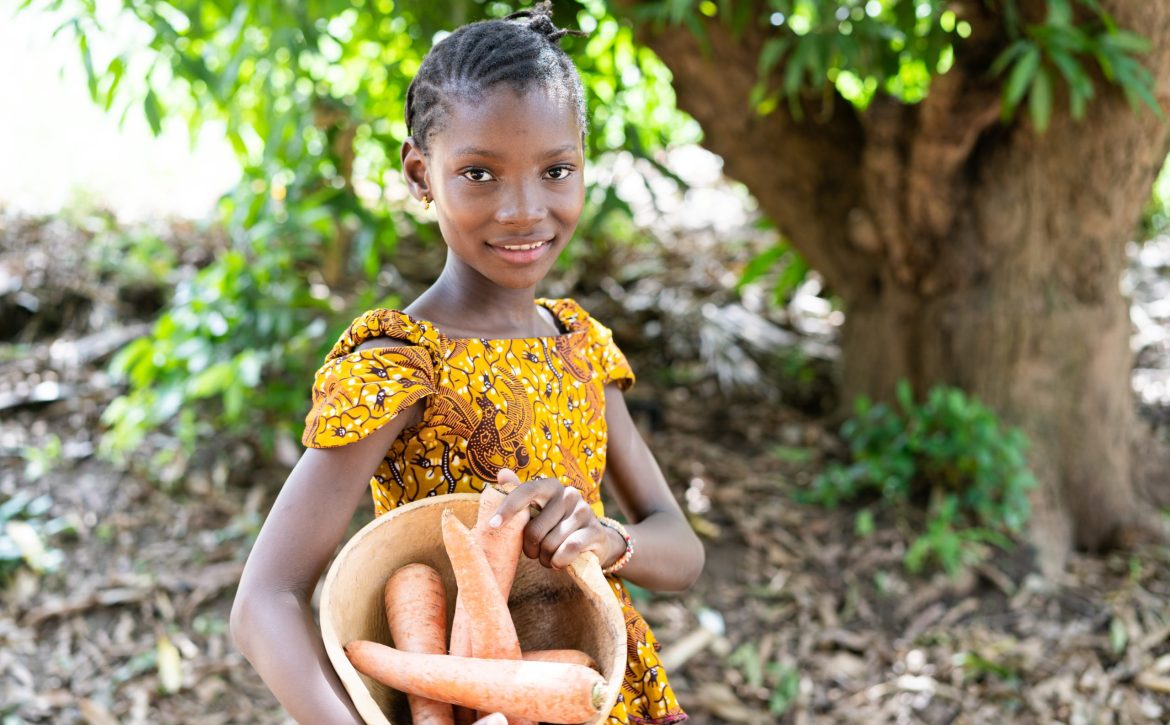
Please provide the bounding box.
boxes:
[596,383,705,591]
[488,384,704,592]
[231,343,421,723]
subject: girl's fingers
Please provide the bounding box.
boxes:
[525,492,570,561]
[496,467,522,490]
[549,528,598,570]
[487,477,559,528]
[486,476,602,568]
[535,492,596,568]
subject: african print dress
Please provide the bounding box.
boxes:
[302,298,686,724]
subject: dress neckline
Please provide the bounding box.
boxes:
[397,298,587,344]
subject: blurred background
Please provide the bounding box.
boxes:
[2,1,1170,722]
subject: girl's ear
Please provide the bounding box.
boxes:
[401,136,430,202]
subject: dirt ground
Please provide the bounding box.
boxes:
[3,211,1170,724]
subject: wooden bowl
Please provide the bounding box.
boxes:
[319,493,627,724]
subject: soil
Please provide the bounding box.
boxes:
[3,210,1170,724]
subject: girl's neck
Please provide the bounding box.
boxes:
[405,254,557,339]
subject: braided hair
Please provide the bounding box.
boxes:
[405,1,588,154]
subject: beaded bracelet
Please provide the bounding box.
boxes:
[597,516,634,575]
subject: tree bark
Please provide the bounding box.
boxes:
[633,0,1170,570]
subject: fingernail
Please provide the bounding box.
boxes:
[489,515,502,528]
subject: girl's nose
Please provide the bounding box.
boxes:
[495,181,547,227]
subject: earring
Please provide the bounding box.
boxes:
[422,195,431,211]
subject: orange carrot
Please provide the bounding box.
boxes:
[474,476,527,596]
[441,509,521,661]
[449,473,529,660]
[383,564,454,725]
[522,648,600,671]
[344,640,606,724]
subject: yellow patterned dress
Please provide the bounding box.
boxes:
[302,298,686,724]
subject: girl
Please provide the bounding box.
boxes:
[230,4,704,723]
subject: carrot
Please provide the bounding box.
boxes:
[443,505,534,725]
[522,648,600,671]
[344,640,606,724]
[441,509,521,661]
[474,475,527,596]
[449,473,529,660]
[383,564,454,725]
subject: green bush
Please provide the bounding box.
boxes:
[98,233,378,470]
[805,380,1036,576]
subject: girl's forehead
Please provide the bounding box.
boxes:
[433,85,582,158]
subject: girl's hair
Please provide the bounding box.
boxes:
[405,1,588,154]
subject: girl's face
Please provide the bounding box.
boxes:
[405,84,586,291]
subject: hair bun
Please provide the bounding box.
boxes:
[506,1,587,42]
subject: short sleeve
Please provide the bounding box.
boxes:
[587,317,635,391]
[301,345,437,449]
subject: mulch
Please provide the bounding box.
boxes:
[3,210,1170,724]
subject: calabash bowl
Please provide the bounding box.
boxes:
[319,493,627,724]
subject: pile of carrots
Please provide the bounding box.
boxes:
[344,483,607,725]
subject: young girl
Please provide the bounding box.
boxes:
[231,5,704,723]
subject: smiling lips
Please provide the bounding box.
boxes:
[496,239,549,251]
[488,237,554,263]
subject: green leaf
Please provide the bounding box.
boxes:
[1003,46,1040,114]
[103,56,125,112]
[143,88,163,135]
[895,379,914,413]
[855,509,876,537]
[758,36,789,76]
[1048,48,1093,119]
[1047,0,1073,26]
[989,40,1029,77]
[77,23,97,102]
[1028,66,1053,132]
[1106,30,1152,54]
[736,244,786,290]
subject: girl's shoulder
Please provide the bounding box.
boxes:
[539,297,635,390]
[323,308,442,362]
[302,309,441,450]
[537,297,614,340]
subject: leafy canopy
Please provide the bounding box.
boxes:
[21,0,698,466]
[635,0,1158,132]
[17,0,1157,469]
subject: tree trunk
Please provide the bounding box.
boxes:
[633,0,1170,571]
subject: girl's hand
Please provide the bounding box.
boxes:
[488,470,623,570]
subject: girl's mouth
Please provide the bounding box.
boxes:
[488,238,554,263]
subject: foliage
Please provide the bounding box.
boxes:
[735,233,810,308]
[18,0,1159,468]
[701,0,1160,292]
[0,492,73,585]
[987,0,1160,132]
[1141,156,1170,239]
[635,0,1159,129]
[804,380,1036,576]
[98,239,341,466]
[19,0,697,464]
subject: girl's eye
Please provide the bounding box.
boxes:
[462,168,495,182]
[546,166,574,180]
